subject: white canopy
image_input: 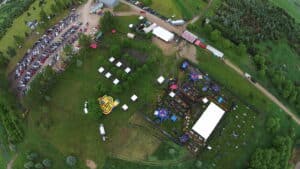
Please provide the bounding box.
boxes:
[116,61,122,67]
[169,92,176,98]
[113,78,120,85]
[157,76,165,84]
[124,67,131,73]
[192,102,225,140]
[131,94,138,102]
[109,57,115,63]
[105,72,112,78]
[152,26,174,42]
[122,104,128,111]
[98,67,104,73]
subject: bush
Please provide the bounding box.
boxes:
[66,156,77,167]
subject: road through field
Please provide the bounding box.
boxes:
[120,0,300,125]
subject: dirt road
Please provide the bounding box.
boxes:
[120,0,300,125]
[6,154,18,169]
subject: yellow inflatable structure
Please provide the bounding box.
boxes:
[98,95,119,115]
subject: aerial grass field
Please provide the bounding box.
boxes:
[140,0,207,20]
[269,0,300,23]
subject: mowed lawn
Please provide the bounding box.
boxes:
[141,0,207,20]
[269,0,300,23]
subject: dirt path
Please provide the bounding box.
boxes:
[6,154,18,169]
[120,0,300,125]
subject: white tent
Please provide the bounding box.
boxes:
[109,57,115,63]
[122,104,128,111]
[113,78,120,85]
[157,76,165,84]
[206,45,224,58]
[124,67,131,73]
[98,67,105,73]
[116,61,122,67]
[192,102,225,140]
[131,94,138,102]
[152,26,174,42]
[105,72,112,78]
[169,91,176,98]
[202,97,209,104]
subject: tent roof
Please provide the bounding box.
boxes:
[192,102,225,140]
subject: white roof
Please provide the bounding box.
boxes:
[169,91,176,98]
[109,57,115,62]
[152,26,174,42]
[116,61,122,67]
[124,67,131,73]
[129,24,134,28]
[113,78,120,85]
[206,45,224,58]
[157,76,165,84]
[202,97,209,104]
[122,104,128,111]
[143,23,157,33]
[131,94,138,101]
[98,67,105,73]
[192,102,225,140]
[105,72,112,78]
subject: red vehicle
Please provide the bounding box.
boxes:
[140,10,146,14]
[194,40,207,49]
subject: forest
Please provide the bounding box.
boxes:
[209,0,300,115]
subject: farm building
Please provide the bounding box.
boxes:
[206,45,224,58]
[100,0,119,7]
[171,19,185,26]
[152,26,174,42]
[181,30,198,43]
[192,102,226,141]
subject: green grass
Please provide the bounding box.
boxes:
[114,3,131,12]
[269,0,300,23]
[140,0,207,20]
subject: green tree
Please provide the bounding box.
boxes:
[24,161,34,169]
[266,116,280,134]
[35,163,44,169]
[42,159,51,168]
[210,29,221,42]
[100,12,118,33]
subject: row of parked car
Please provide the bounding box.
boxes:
[15,13,79,94]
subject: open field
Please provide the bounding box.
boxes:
[269,0,300,23]
[140,0,207,20]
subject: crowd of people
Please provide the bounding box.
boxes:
[14,13,80,95]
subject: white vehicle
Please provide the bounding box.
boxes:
[99,124,106,141]
[84,101,88,114]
